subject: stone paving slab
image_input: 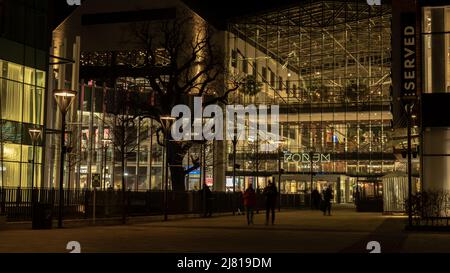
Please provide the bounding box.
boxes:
[1,205,450,253]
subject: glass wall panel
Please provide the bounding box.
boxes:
[226,0,394,195]
[1,79,23,122]
[0,59,45,187]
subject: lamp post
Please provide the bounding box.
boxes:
[28,128,42,214]
[102,139,112,190]
[309,146,316,210]
[28,129,42,190]
[276,140,286,212]
[232,135,237,215]
[405,103,414,229]
[54,88,77,228]
[230,114,239,215]
[278,149,283,212]
[160,116,175,221]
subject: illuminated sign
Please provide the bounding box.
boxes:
[283,152,331,163]
[401,12,417,100]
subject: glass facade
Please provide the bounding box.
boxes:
[68,77,163,191]
[74,50,221,191]
[225,0,394,201]
[0,59,45,187]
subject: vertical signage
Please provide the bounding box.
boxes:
[400,12,418,100]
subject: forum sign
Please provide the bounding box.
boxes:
[284,152,331,164]
[170,97,280,152]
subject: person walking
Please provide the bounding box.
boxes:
[243,183,257,225]
[322,186,334,216]
[263,180,278,225]
[200,183,212,217]
[311,188,320,210]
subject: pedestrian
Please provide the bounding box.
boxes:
[200,183,212,217]
[311,188,320,210]
[263,180,278,225]
[243,183,257,225]
[255,186,262,214]
[322,185,334,216]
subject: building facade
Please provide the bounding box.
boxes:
[224,1,395,203]
[0,0,49,188]
[23,0,449,210]
[419,0,450,191]
[48,1,401,196]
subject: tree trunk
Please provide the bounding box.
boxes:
[167,141,186,192]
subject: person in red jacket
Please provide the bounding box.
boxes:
[243,183,257,225]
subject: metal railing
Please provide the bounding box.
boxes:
[0,187,305,222]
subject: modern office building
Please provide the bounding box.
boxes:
[43,0,449,209]
[0,0,84,189]
[0,0,50,188]
[225,1,395,204]
[418,0,450,192]
[50,0,204,191]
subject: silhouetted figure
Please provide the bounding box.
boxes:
[243,183,257,225]
[255,187,262,214]
[263,181,278,225]
[353,186,361,205]
[322,186,334,216]
[311,189,320,210]
[200,183,212,217]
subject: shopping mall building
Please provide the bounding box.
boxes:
[0,0,74,190]
[1,0,449,209]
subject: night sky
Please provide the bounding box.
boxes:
[50,0,299,30]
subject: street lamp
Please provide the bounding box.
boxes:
[102,139,112,190]
[28,128,42,191]
[160,115,175,221]
[405,102,415,229]
[28,128,42,217]
[309,146,317,210]
[54,88,77,228]
[276,139,286,212]
[232,134,237,215]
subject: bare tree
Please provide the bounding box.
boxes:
[65,124,82,190]
[128,11,242,192]
[105,87,148,223]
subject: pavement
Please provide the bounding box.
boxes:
[1,204,450,253]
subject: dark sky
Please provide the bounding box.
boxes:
[182,0,298,29]
[49,0,86,29]
[49,0,298,30]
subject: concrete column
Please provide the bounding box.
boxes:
[431,8,447,93]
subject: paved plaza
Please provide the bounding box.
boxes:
[1,205,450,253]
